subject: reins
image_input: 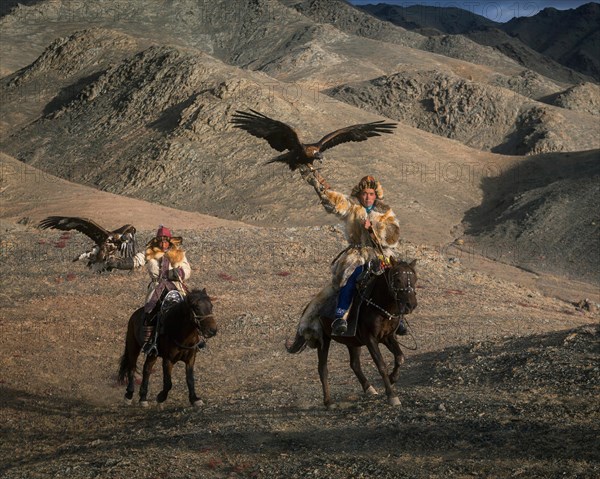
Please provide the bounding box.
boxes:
[167,300,213,350]
[360,262,419,351]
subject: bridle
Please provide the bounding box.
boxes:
[172,299,213,350]
[360,265,416,320]
[390,268,416,295]
[190,299,214,328]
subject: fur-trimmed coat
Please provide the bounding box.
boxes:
[144,243,191,302]
[311,179,401,288]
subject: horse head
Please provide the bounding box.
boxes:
[187,288,217,339]
[386,258,418,314]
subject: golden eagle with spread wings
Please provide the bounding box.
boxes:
[231,109,397,170]
[39,216,137,269]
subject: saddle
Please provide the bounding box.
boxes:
[137,290,185,344]
[319,260,384,337]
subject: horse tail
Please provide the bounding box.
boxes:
[118,351,130,384]
[285,331,307,354]
[118,310,140,383]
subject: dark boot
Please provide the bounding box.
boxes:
[141,323,157,355]
[331,318,348,336]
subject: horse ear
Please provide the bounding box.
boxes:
[409,259,417,268]
[201,288,207,294]
[389,255,397,266]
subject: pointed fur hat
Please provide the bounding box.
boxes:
[351,175,384,199]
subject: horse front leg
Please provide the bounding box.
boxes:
[139,354,158,407]
[365,339,400,406]
[156,358,174,405]
[125,370,135,404]
[383,335,405,384]
[184,354,203,407]
[348,346,377,396]
[317,335,332,407]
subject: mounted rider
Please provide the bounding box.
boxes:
[299,168,405,337]
[108,225,191,354]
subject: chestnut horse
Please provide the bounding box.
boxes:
[118,288,217,407]
[287,259,417,407]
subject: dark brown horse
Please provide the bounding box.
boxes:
[118,288,217,407]
[287,259,417,407]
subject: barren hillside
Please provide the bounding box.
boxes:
[326,70,600,155]
[1,28,497,247]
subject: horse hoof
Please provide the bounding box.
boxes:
[139,400,149,408]
[326,403,338,410]
[192,399,204,408]
[123,398,133,406]
[157,402,165,411]
[365,385,378,396]
[388,396,401,407]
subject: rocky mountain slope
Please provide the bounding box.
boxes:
[0,6,598,281]
[503,3,600,81]
[1,27,492,246]
[463,150,600,283]
[360,2,600,83]
[325,70,600,155]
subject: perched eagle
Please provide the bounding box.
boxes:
[230,109,397,170]
[39,216,137,269]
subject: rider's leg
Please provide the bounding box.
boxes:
[332,265,363,335]
[141,306,158,355]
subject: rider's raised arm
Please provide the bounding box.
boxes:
[300,166,351,217]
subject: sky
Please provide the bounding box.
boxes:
[348,1,599,22]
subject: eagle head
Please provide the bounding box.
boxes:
[305,146,322,160]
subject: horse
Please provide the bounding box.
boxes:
[118,288,217,407]
[286,258,417,407]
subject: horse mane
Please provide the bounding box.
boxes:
[161,289,208,319]
[187,288,210,301]
[390,257,417,271]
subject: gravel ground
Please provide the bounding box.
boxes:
[0,224,598,478]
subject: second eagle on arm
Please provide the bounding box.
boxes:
[230,109,397,170]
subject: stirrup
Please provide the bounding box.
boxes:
[142,341,158,356]
[331,318,347,336]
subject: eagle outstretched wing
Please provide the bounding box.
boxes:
[38,216,111,244]
[38,216,138,264]
[231,109,397,170]
[316,121,397,152]
[230,109,302,153]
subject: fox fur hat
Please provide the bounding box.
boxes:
[351,175,384,199]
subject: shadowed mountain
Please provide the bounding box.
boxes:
[503,3,600,81]
[359,2,600,83]
[358,3,498,35]
[463,150,600,283]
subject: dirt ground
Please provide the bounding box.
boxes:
[1,223,598,479]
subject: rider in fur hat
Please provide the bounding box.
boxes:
[108,225,191,354]
[303,170,401,336]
